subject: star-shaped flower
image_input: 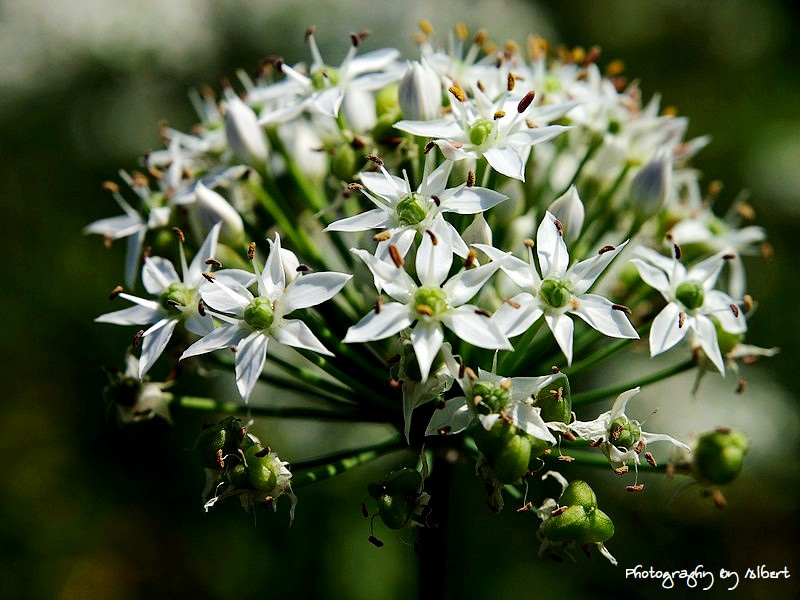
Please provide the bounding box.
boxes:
[630,246,746,373]
[343,233,510,382]
[181,233,351,401]
[478,211,638,365]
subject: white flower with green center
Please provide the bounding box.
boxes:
[96,222,227,379]
[180,233,351,402]
[325,157,506,259]
[394,83,574,181]
[630,246,747,374]
[257,29,401,125]
[554,387,690,468]
[343,233,511,382]
[478,211,638,365]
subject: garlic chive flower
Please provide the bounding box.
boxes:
[96,222,225,379]
[630,246,746,374]
[478,211,638,365]
[344,233,510,382]
[325,157,507,259]
[181,233,351,402]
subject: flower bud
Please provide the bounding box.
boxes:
[472,421,532,483]
[629,150,672,222]
[224,94,269,167]
[540,480,614,544]
[191,182,245,246]
[693,428,749,485]
[368,468,426,530]
[331,143,358,182]
[343,88,377,134]
[547,186,584,244]
[192,417,242,470]
[559,479,597,510]
[398,62,441,121]
[534,372,572,424]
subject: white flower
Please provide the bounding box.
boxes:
[343,233,511,381]
[325,157,506,259]
[223,92,269,166]
[546,185,584,244]
[558,387,689,467]
[630,246,746,373]
[478,211,638,365]
[96,222,226,378]
[398,60,442,121]
[181,233,351,401]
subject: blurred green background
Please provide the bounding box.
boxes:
[1,1,798,598]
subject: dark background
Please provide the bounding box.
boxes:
[1,1,798,598]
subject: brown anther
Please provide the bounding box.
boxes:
[516,502,533,513]
[230,346,237,353]
[712,489,727,509]
[634,440,644,454]
[499,411,513,425]
[474,80,486,94]
[131,171,149,187]
[612,304,632,315]
[626,483,645,493]
[423,141,435,154]
[549,386,564,400]
[464,366,477,380]
[504,298,521,309]
[611,423,623,441]
[464,249,477,269]
[590,438,604,447]
[493,110,506,120]
[436,399,446,410]
[415,304,433,316]
[202,272,216,283]
[458,363,466,379]
[760,242,773,260]
[561,430,576,442]
[171,227,185,243]
[142,245,152,258]
[198,299,206,317]
[499,378,512,390]
[372,231,391,242]
[554,219,564,236]
[722,253,736,260]
[543,448,551,455]
[466,170,476,187]
[730,303,740,317]
[304,26,316,42]
[474,28,488,46]
[166,299,182,309]
[102,181,120,193]
[474,308,492,318]
[598,245,616,254]
[374,297,382,314]
[511,87,534,114]
[673,243,682,260]
[736,202,756,221]
[550,505,568,517]
[108,285,124,301]
[437,425,452,436]
[133,329,145,348]
[366,154,384,166]
[526,119,538,129]
[431,194,441,206]
[350,32,360,47]
[551,365,559,374]
[425,229,439,245]
[418,19,434,36]
[614,465,629,475]
[736,378,746,394]
[254,447,271,458]
[388,244,404,268]
[506,72,516,92]
[645,451,657,467]
[557,455,575,462]
[448,85,467,103]
[247,242,256,260]
[347,182,363,191]
[388,377,401,389]
[215,448,225,468]
[678,311,686,329]
[296,264,312,273]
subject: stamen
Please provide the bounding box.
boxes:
[458,363,466,379]
[550,505,568,517]
[202,272,216,283]
[388,378,401,389]
[645,451,657,467]
[611,423,623,441]
[525,119,538,129]
[437,425,452,436]
[366,154,384,166]
[614,465,629,475]
[418,19,434,36]
[172,227,185,243]
[598,245,616,254]
[517,91,535,113]
[561,430,576,441]
[524,238,534,248]
[466,170,475,187]
[516,502,533,513]
[590,438,604,447]
[476,80,486,93]
[507,72,516,91]
[722,253,735,261]
[626,484,645,493]
[505,298,521,309]
[678,312,686,329]
[349,32,360,47]
[743,294,754,312]
[374,297,382,314]
[103,234,113,249]
[605,59,625,77]
[304,26,316,42]
[612,304,632,314]
[102,181,120,193]
[464,366,477,380]
[448,85,467,103]
[736,378,746,394]
[554,219,564,236]
[360,502,369,519]
[493,110,506,120]
[474,308,492,318]
[198,299,206,317]
[415,304,433,316]
[133,329,144,348]
[347,182,363,191]
[557,455,574,462]
[736,202,756,221]
[296,264,312,272]
[582,45,601,67]
[634,440,644,454]
[368,535,384,548]
[373,231,391,242]
[205,258,222,267]
[425,229,438,245]
[108,285,124,301]
[247,242,256,260]
[431,194,441,206]
[730,304,740,317]
[454,22,468,41]
[551,365,559,374]
[388,244,404,268]
[436,399,446,410]
[423,141,435,154]
[673,243,682,260]
[216,449,225,468]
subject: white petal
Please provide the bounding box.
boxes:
[545,313,574,364]
[324,209,389,232]
[200,281,251,315]
[188,221,222,284]
[95,304,158,326]
[630,258,670,295]
[359,170,405,200]
[506,403,557,444]
[570,294,638,339]
[440,186,507,214]
[547,185,584,244]
[347,47,401,75]
[235,331,269,401]
[343,303,412,343]
[491,293,543,338]
[649,303,688,357]
[507,124,571,146]
[441,306,511,350]
[273,319,332,355]
[705,290,747,334]
[643,430,691,451]
[393,118,462,138]
[569,240,629,294]
[692,314,725,374]
[411,322,445,382]
[283,272,351,313]
[139,318,178,377]
[536,212,570,277]
[263,234,286,298]
[688,251,727,289]
[124,229,146,287]
[312,87,345,117]
[483,146,525,180]
[425,397,472,436]
[442,261,499,306]
[181,324,245,359]
[350,248,415,303]
[415,228,452,287]
[142,256,180,295]
[473,244,538,289]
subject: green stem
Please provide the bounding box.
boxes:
[291,435,406,488]
[171,395,384,422]
[546,449,692,476]
[571,358,695,406]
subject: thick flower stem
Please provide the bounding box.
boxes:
[571,358,695,406]
[291,435,406,488]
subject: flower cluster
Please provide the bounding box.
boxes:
[88,23,773,563]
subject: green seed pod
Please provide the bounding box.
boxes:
[192,417,241,470]
[583,508,615,543]
[383,468,422,495]
[375,83,399,117]
[245,445,278,492]
[713,319,745,355]
[377,493,412,530]
[539,278,573,309]
[528,435,551,463]
[226,462,249,488]
[559,479,598,510]
[694,428,749,485]
[534,373,572,424]
[331,142,357,181]
[471,420,515,459]
[490,429,532,484]
[608,416,641,450]
[541,505,615,544]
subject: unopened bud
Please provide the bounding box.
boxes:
[398,62,441,121]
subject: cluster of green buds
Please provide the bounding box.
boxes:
[536,475,616,565]
[192,417,295,519]
[103,353,172,425]
[364,467,430,546]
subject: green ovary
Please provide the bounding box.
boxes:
[539,278,573,309]
[310,67,340,90]
[608,416,641,450]
[675,281,705,310]
[396,193,429,226]
[243,297,275,331]
[413,287,448,317]
[468,119,494,146]
[159,283,192,314]
[471,380,511,414]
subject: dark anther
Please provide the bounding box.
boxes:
[474,308,492,318]
[722,253,735,261]
[517,90,535,113]
[505,298,521,309]
[598,245,616,254]
[551,365,559,374]
[374,297,382,314]
[133,329,145,348]
[255,447,270,458]
[612,304,632,314]
[626,483,645,493]
[645,451,657,467]
[736,378,746,394]
[590,438,604,447]
[247,242,256,260]
[562,430,576,441]
[361,501,369,518]
[634,440,644,454]
[551,505,568,517]
[296,264,312,272]
[388,244,404,268]
[425,229,439,245]
[423,141,435,154]
[464,249,477,269]
[198,299,206,317]
[109,285,124,301]
[431,194,441,206]
[366,154,384,166]
[466,170,476,187]
[437,426,452,435]
[202,272,216,283]
[205,257,222,267]
[347,182,363,190]
[368,535,384,548]
[673,243,682,260]
[554,219,564,236]
[730,304,740,317]
[516,502,533,513]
